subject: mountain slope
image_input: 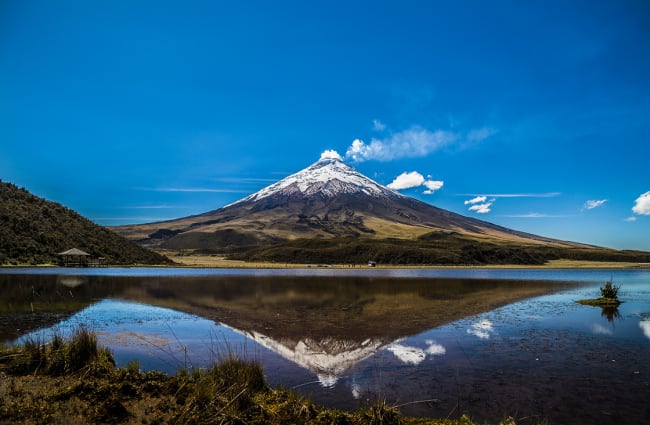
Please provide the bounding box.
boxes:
[0,181,170,265]
[114,156,580,249]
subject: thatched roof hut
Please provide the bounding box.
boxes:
[58,248,90,267]
[58,248,90,256]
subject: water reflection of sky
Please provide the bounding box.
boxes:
[5,268,650,425]
[16,299,262,374]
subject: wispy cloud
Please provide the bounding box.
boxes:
[345,122,498,162]
[94,216,177,223]
[464,195,494,214]
[372,119,386,131]
[625,216,638,222]
[468,202,494,214]
[212,177,277,183]
[346,127,457,162]
[464,196,487,205]
[141,187,248,193]
[462,192,561,198]
[503,213,570,218]
[124,205,179,209]
[466,127,497,144]
[387,171,443,195]
[632,190,650,215]
[583,199,607,210]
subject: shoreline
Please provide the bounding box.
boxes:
[2,258,649,270]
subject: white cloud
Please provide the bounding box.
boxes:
[345,127,457,162]
[387,171,425,190]
[625,216,638,222]
[372,119,386,131]
[320,149,343,161]
[468,201,494,214]
[464,196,487,205]
[463,192,561,198]
[504,213,568,218]
[423,180,444,195]
[464,196,494,214]
[632,191,650,215]
[387,171,444,194]
[584,199,607,210]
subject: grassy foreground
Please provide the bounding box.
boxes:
[0,329,518,425]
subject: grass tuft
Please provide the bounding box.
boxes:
[0,326,114,376]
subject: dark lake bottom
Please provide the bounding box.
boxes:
[1,268,649,424]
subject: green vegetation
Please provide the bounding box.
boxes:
[227,232,650,266]
[599,279,621,299]
[0,329,520,424]
[0,181,170,265]
[577,279,622,307]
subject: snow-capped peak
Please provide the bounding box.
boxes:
[228,155,400,206]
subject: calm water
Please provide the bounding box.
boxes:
[1,268,649,424]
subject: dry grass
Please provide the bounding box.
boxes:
[160,250,646,269]
[0,331,511,425]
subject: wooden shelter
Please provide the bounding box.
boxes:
[58,248,90,267]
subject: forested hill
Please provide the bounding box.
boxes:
[0,181,170,265]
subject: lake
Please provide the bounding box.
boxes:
[1,267,649,424]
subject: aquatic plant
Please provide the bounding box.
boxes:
[600,279,621,300]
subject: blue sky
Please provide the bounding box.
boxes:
[2,0,650,250]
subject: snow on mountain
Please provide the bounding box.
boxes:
[227,156,401,207]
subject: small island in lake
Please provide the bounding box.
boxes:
[577,279,622,307]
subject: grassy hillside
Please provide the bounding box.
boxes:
[0,181,170,265]
[227,231,650,265]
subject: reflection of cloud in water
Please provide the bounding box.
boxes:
[425,339,446,355]
[640,320,650,341]
[386,339,446,365]
[317,374,338,388]
[351,382,361,399]
[467,319,494,339]
[591,323,613,335]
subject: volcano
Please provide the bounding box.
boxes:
[113,154,588,262]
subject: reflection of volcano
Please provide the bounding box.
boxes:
[116,275,565,383]
[235,328,386,387]
[1,273,572,380]
[225,325,447,387]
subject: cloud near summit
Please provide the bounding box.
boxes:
[346,127,456,162]
[320,149,343,161]
[345,124,495,162]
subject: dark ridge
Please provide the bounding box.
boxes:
[0,180,170,265]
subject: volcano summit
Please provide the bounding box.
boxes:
[113,155,640,265]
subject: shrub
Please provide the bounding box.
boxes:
[600,279,621,300]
